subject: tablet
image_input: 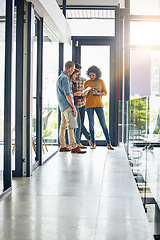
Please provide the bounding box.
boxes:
[82,86,92,94]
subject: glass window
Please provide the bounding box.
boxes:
[32,17,38,164]
[67,19,115,36]
[130,50,160,99]
[130,0,160,15]
[0,0,6,194]
[130,21,160,46]
[42,23,59,162]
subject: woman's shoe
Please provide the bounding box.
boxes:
[107,144,114,150]
[90,143,96,149]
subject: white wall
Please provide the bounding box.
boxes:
[28,0,71,44]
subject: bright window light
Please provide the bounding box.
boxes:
[130,21,160,45]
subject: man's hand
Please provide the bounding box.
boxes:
[66,94,77,116]
[72,105,77,117]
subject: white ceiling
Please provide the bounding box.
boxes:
[56,0,125,8]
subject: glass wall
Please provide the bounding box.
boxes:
[127,96,160,236]
[42,23,59,162]
[130,50,160,99]
[127,2,160,235]
[127,96,160,195]
[0,0,6,194]
[32,16,38,164]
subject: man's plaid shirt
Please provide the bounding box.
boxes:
[76,76,86,108]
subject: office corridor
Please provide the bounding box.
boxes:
[0,146,154,240]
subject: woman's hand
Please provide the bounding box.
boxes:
[74,91,82,96]
[92,89,98,95]
[92,89,102,96]
[82,85,91,95]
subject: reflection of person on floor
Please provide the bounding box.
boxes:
[84,65,114,150]
[144,108,160,151]
[142,144,154,151]
[56,61,86,153]
[153,109,160,135]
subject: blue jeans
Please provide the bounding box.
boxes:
[65,106,81,144]
[78,105,90,140]
[86,107,110,145]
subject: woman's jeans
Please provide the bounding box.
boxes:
[78,105,90,140]
[65,105,81,144]
[86,107,110,145]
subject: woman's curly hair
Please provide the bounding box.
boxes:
[86,65,102,81]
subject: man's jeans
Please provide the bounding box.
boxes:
[86,107,110,145]
[79,105,90,141]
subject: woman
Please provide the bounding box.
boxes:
[66,68,87,149]
[84,65,114,150]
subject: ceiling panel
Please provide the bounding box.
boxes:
[66,9,115,19]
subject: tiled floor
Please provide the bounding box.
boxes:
[0,146,154,240]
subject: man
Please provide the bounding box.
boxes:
[56,61,86,153]
[75,63,92,147]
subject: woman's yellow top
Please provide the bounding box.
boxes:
[84,79,107,109]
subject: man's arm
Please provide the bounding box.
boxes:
[66,94,77,117]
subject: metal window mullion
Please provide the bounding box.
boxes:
[36,17,43,166]
[13,0,24,177]
[23,1,34,177]
[4,0,14,191]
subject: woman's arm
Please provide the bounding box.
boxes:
[73,92,82,96]
[92,89,103,96]
[83,82,91,98]
[101,80,107,96]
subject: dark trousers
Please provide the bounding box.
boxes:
[78,105,90,141]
